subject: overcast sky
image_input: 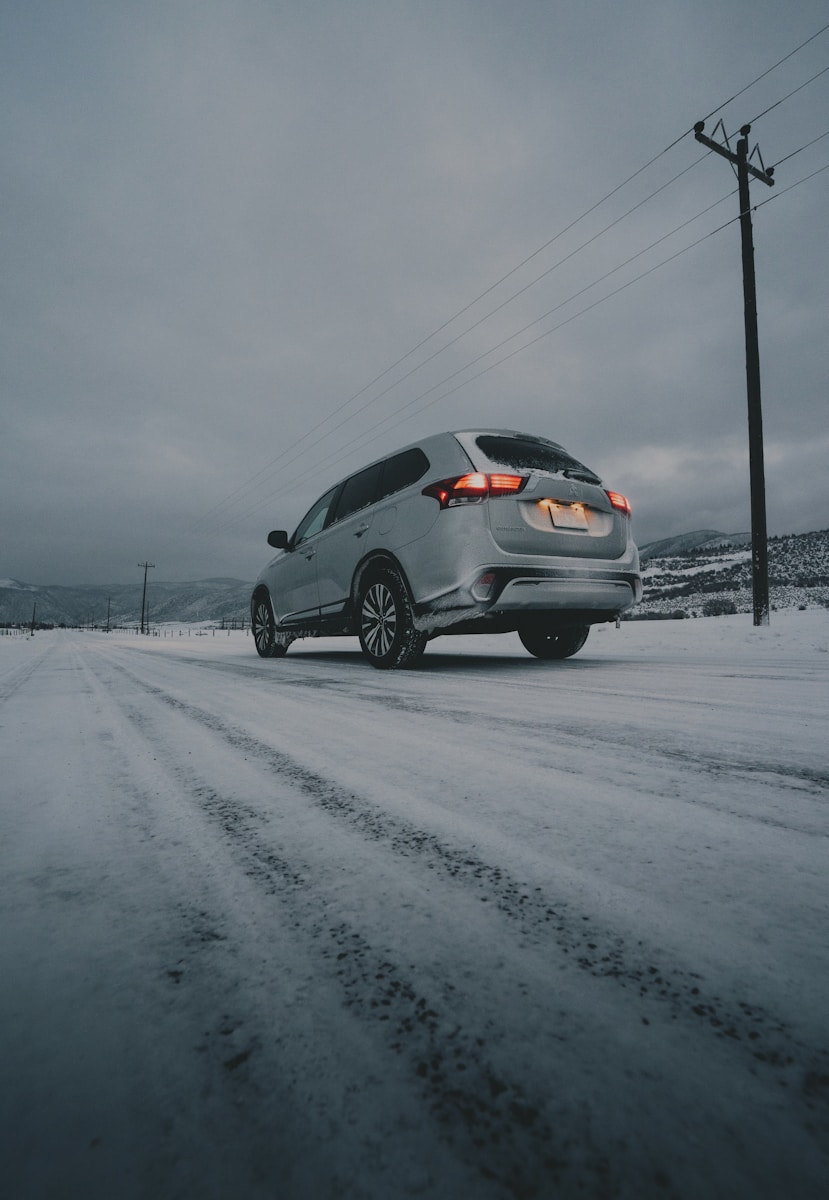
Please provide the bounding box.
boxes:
[2,1,827,585]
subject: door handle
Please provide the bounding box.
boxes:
[303,548,316,560]
[354,523,370,537]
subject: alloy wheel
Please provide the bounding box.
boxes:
[252,596,276,657]
[361,581,397,658]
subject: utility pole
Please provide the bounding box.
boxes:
[106,596,111,634]
[693,119,775,627]
[138,562,155,634]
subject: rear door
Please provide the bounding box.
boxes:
[315,461,383,617]
[361,447,434,553]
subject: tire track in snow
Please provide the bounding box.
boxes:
[137,650,829,806]
[65,647,489,1196]
[81,654,627,1197]
[192,788,608,1199]
[341,689,829,804]
[94,651,829,1122]
[0,640,51,707]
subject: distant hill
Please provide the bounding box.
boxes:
[0,577,251,628]
[639,529,752,562]
[635,528,829,618]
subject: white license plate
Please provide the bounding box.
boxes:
[549,503,588,530]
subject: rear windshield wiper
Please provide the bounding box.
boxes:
[562,467,601,484]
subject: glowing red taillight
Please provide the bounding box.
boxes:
[454,472,489,496]
[489,473,527,497]
[422,473,527,508]
[606,490,631,517]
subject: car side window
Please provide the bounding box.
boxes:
[379,448,429,500]
[331,462,383,523]
[292,486,339,546]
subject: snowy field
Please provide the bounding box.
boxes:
[1,612,828,1199]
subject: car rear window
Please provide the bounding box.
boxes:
[474,435,600,482]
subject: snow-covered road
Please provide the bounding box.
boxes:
[2,614,828,1199]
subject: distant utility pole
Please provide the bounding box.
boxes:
[138,562,155,634]
[693,119,775,627]
[106,596,111,634]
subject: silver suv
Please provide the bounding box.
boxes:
[251,429,641,668]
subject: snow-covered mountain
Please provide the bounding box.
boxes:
[636,528,829,618]
[0,577,251,628]
[638,529,752,561]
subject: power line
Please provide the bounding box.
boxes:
[225,157,828,527]
[396,165,827,424]
[356,157,710,403]
[194,24,829,532]
[284,219,748,489]
[755,159,829,207]
[191,135,694,530]
[192,142,720,530]
[746,63,829,126]
[771,128,829,168]
[209,155,715,528]
[700,23,829,125]
[210,152,826,534]
[337,220,750,441]
[212,191,741,531]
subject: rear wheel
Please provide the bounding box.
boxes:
[358,567,427,669]
[251,593,288,658]
[518,622,589,660]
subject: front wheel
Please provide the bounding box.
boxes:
[251,593,289,658]
[358,567,427,669]
[518,622,589,660]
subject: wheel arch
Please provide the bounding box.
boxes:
[251,584,297,657]
[250,583,272,617]
[353,554,428,669]
[350,551,414,613]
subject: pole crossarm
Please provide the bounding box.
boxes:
[694,122,775,187]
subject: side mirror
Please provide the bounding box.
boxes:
[267,530,289,549]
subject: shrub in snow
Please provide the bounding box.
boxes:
[703,598,738,617]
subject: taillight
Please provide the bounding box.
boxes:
[606,490,631,517]
[489,474,527,497]
[422,473,527,508]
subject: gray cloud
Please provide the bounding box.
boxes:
[2,0,827,584]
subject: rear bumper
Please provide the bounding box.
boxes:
[414,564,643,630]
[495,571,641,611]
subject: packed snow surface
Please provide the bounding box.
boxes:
[1,612,828,1198]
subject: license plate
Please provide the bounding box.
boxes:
[549,503,588,530]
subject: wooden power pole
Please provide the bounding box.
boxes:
[693,120,775,626]
[138,562,155,634]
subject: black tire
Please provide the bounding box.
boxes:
[251,592,288,659]
[518,622,589,660]
[358,567,427,669]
